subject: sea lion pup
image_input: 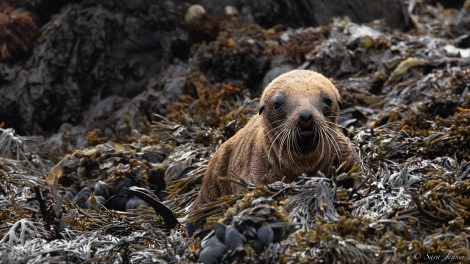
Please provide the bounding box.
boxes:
[193,69,359,209]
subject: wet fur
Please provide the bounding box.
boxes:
[193,70,359,207]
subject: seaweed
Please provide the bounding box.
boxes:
[0,128,51,172]
[0,2,38,62]
[1,2,470,263]
[276,28,324,65]
[0,219,46,247]
[193,18,275,90]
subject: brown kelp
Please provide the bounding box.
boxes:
[1,2,470,263]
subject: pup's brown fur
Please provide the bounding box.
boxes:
[193,70,359,208]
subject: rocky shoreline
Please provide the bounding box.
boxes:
[1,1,470,263]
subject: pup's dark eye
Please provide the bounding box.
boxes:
[273,101,283,110]
[323,97,333,107]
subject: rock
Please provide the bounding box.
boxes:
[300,0,414,31]
[424,0,466,9]
[0,3,187,135]
[180,0,414,30]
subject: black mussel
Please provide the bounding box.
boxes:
[164,163,194,184]
[114,177,133,195]
[142,151,160,164]
[85,195,106,209]
[147,167,167,200]
[200,237,228,264]
[125,195,148,209]
[212,221,227,243]
[73,187,91,208]
[105,194,128,211]
[93,181,111,199]
[106,177,134,211]
[63,190,76,201]
[225,226,244,251]
[257,224,274,248]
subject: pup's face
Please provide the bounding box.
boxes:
[259,70,341,152]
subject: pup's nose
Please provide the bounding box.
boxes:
[299,110,313,122]
[299,110,313,126]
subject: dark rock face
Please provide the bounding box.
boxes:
[236,0,413,31]
[424,0,466,9]
[307,0,414,31]
[212,0,414,31]
[0,4,186,135]
[17,0,417,30]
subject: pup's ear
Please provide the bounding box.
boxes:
[258,104,265,114]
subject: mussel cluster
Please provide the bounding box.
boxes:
[48,142,169,212]
[198,196,295,264]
